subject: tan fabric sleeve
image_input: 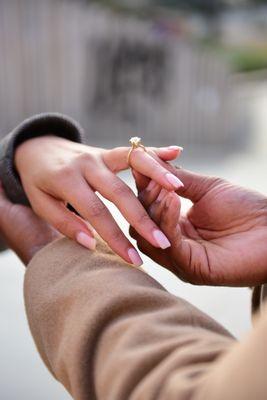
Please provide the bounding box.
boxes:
[25,237,262,400]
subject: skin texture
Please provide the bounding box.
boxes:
[131,168,267,287]
[14,136,183,265]
[0,184,58,264]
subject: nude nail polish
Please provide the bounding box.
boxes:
[128,248,143,267]
[165,173,184,189]
[168,146,183,151]
[76,232,96,250]
[153,229,171,249]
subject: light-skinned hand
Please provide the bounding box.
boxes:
[15,136,183,266]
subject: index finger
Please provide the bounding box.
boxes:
[103,146,184,191]
[130,148,184,191]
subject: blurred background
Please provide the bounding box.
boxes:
[0,0,267,399]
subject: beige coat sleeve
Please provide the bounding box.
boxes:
[24,237,267,400]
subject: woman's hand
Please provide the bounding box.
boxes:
[131,168,267,286]
[15,136,183,266]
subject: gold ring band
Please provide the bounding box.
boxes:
[127,136,147,165]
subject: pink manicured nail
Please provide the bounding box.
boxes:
[128,248,143,266]
[165,173,184,189]
[76,232,96,250]
[146,180,157,191]
[153,229,171,249]
[168,146,183,151]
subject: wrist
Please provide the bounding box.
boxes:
[14,135,62,174]
[0,113,84,206]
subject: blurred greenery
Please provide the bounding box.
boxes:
[151,0,225,15]
[92,0,267,13]
[201,40,267,73]
[227,47,267,72]
[92,0,225,15]
[91,0,267,73]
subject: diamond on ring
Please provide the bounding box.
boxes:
[129,137,142,148]
[127,136,146,165]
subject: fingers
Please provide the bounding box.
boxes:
[167,167,223,203]
[103,146,184,191]
[150,192,197,282]
[129,148,184,190]
[103,145,183,172]
[131,170,149,192]
[159,192,182,244]
[130,192,183,270]
[140,186,183,250]
[138,181,162,209]
[151,146,183,161]
[86,169,171,251]
[148,189,169,223]
[60,177,143,266]
[30,190,97,250]
[133,233,170,268]
[134,165,223,205]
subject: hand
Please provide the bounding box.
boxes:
[0,183,58,264]
[131,168,267,286]
[15,136,183,265]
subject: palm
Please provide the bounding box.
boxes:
[176,181,267,285]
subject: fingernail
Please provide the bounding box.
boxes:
[157,189,167,202]
[128,248,143,267]
[76,232,96,250]
[165,173,184,189]
[153,229,171,249]
[168,146,183,151]
[146,180,156,191]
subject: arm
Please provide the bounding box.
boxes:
[24,237,237,400]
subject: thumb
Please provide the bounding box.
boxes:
[170,167,222,203]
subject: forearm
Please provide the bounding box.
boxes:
[24,237,234,400]
[0,113,84,205]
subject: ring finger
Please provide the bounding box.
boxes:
[86,169,171,250]
[63,178,143,266]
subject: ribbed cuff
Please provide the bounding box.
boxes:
[0,113,84,206]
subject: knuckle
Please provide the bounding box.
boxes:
[78,152,93,164]
[110,181,132,197]
[135,211,151,227]
[55,218,73,235]
[210,176,224,187]
[57,165,75,180]
[89,200,106,218]
[110,229,125,244]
